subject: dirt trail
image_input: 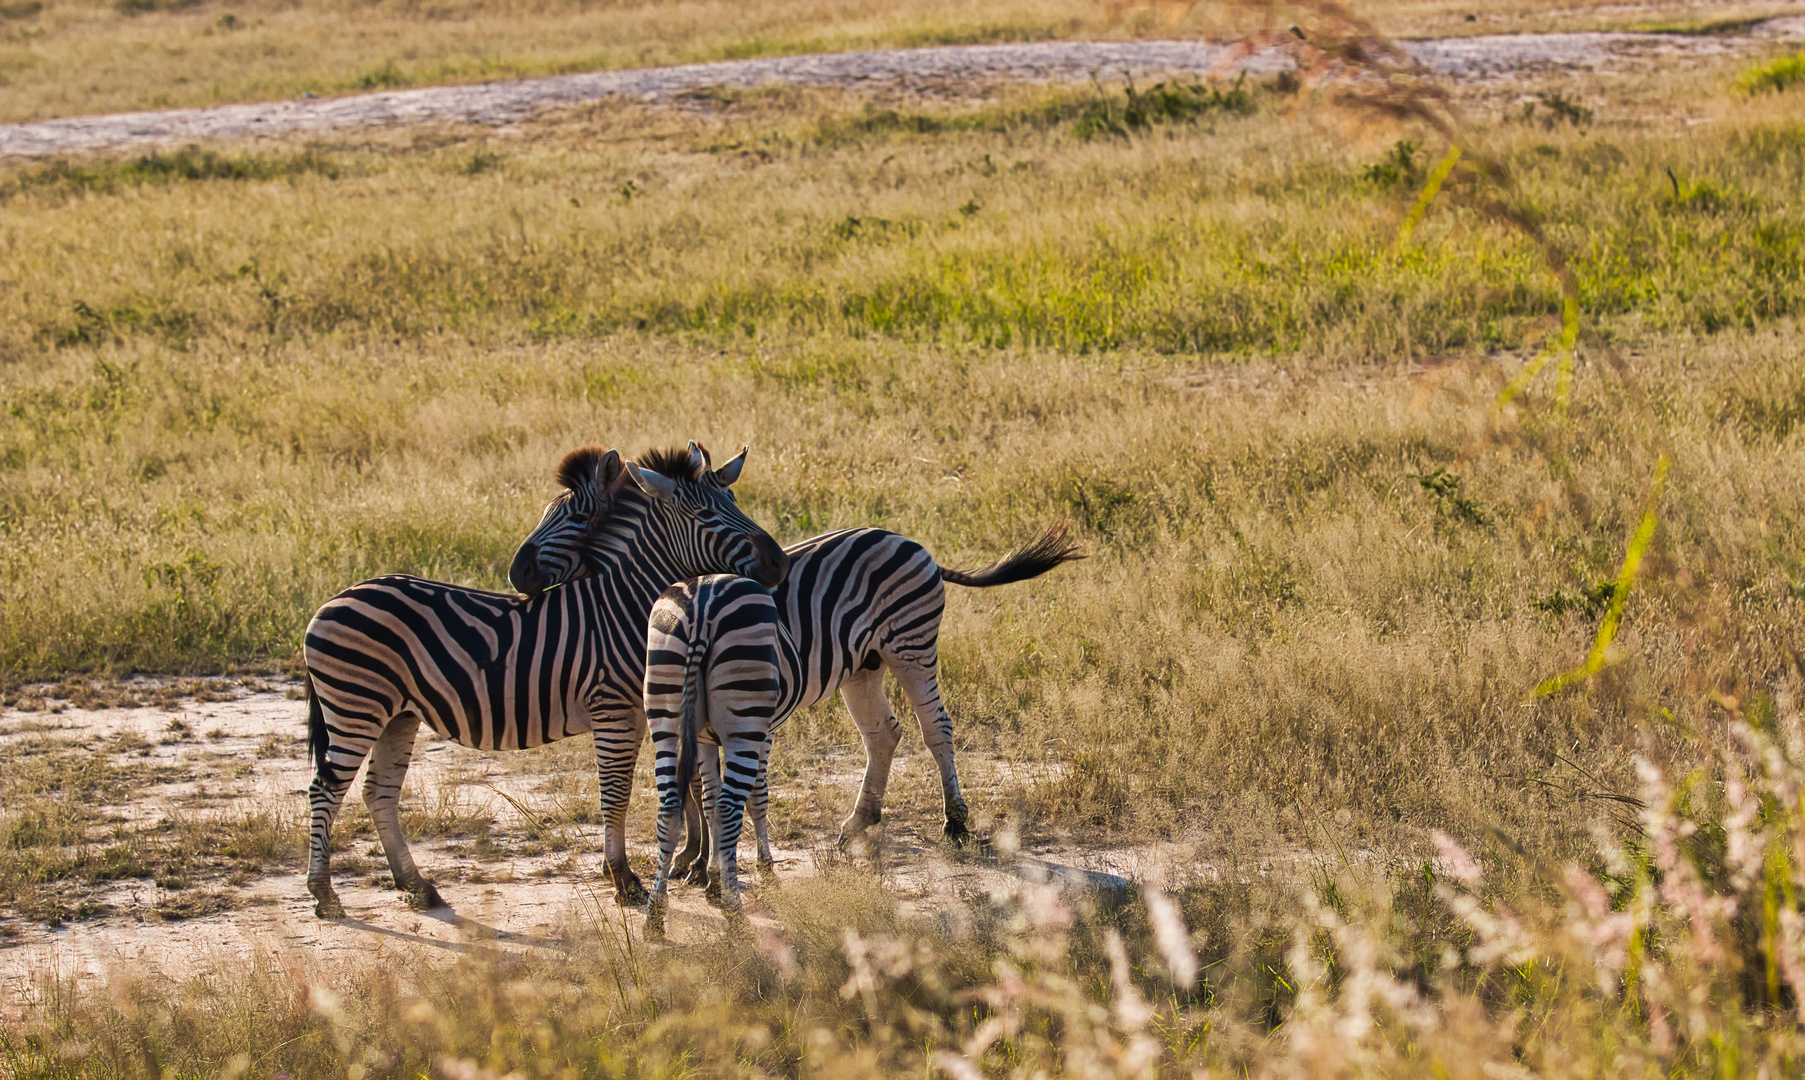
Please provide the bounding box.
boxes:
[3,18,1802,158]
[0,683,1217,1016]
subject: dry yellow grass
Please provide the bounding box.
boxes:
[3,56,1803,851]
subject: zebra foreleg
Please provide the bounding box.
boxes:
[891,659,972,845]
[362,713,445,911]
[835,667,904,851]
[592,712,650,906]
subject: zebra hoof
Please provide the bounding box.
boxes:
[644,900,667,940]
[670,852,697,879]
[308,879,345,920]
[837,808,881,852]
[757,854,776,875]
[943,818,971,847]
[683,861,710,888]
[407,881,448,911]
[614,875,650,908]
[704,878,725,907]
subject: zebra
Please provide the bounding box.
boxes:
[303,442,787,918]
[641,574,801,933]
[509,457,1083,878]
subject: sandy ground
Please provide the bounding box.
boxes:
[3,19,1803,157]
[0,680,1213,1018]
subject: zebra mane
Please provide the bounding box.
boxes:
[635,445,707,483]
[556,446,621,493]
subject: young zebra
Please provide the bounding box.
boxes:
[641,574,801,933]
[510,459,1083,867]
[303,443,787,918]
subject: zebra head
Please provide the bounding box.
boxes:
[509,441,787,599]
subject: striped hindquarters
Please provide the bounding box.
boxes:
[645,576,800,785]
[774,529,946,706]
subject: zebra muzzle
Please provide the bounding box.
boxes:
[509,542,548,599]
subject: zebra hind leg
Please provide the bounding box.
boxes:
[697,746,724,904]
[362,712,445,911]
[835,667,903,854]
[307,702,377,919]
[645,742,692,940]
[674,778,710,888]
[889,656,972,845]
[703,742,745,912]
[750,768,775,875]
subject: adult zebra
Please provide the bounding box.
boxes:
[303,443,786,918]
[641,574,802,931]
[510,454,1082,872]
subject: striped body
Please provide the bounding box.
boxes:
[642,575,801,928]
[309,576,614,757]
[303,444,787,918]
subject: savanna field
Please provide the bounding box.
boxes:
[3,0,1805,1075]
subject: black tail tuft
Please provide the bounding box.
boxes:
[940,524,1085,589]
[306,673,330,782]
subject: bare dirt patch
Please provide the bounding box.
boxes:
[0,681,1248,1018]
[3,20,1802,157]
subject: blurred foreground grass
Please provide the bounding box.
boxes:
[9,723,1805,1077]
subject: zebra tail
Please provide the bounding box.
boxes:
[939,524,1085,588]
[674,624,706,817]
[305,672,330,783]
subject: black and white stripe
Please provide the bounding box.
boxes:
[511,494,1083,863]
[303,443,787,918]
[642,574,801,932]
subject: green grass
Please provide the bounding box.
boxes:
[1739,51,1805,94]
[5,87,1802,360]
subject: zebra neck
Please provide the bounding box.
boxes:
[582,499,690,607]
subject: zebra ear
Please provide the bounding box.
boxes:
[596,450,632,507]
[686,440,709,479]
[625,461,678,503]
[595,449,623,487]
[712,445,748,487]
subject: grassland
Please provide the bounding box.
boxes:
[4,9,1805,1077]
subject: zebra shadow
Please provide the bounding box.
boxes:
[325,909,572,955]
[1011,855,1137,911]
